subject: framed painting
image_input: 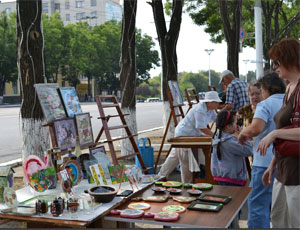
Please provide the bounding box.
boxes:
[168,80,184,106]
[108,164,128,184]
[75,112,94,147]
[59,87,82,118]
[89,146,111,179]
[53,118,77,150]
[34,83,66,123]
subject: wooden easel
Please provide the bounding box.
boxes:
[208,85,217,91]
[154,88,216,184]
[94,95,151,173]
[184,88,199,114]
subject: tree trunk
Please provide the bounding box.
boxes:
[17,0,50,161]
[119,0,137,156]
[150,0,183,139]
[219,0,242,77]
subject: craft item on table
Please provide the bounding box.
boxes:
[110,209,121,215]
[13,207,36,216]
[53,118,77,151]
[187,201,223,212]
[58,87,82,118]
[183,183,193,188]
[127,166,143,184]
[67,197,79,213]
[34,83,66,123]
[50,198,63,217]
[198,194,232,204]
[35,200,48,215]
[144,212,155,218]
[124,171,135,191]
[155,181,164,186]
[167,188,182,194]
[89,164,101,185]
[57,169,73,194]
[19,195,57,208]
[108,164,128,185]
[3,187,18,207]
[120,209,144,218]
[172,196,196,203]
[0,166,14,203]
[152,187,166,193]
[141,175,154,183]
[88,185,117,203]
[192,183,213,190]
[28,169,52,192]
[162,181,182,188]
[77,153,90,179]
[89,146,111,179]
[75,113,94,147]
[143,196,168,203]
[97,164,108,185]
[23,155,46,183]
[154,212,179,222]
[118,167,125,190]
[44,150,57,189]
[187,188,202,196]
[162,205,186,213]
[62,160,82,186]
[83,159,98,184]
[128,202,151,210]
[132,197,143,202]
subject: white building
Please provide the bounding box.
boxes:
[0,0,122,26]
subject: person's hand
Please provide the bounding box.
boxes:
[257,131,277,156]
[262,166,274,187]
[238,132,248,145]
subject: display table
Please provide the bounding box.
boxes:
[104,185,251,228]
[0,179,160,228]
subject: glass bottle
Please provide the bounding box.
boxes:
[46,149,57,189]
[74,136,82,157]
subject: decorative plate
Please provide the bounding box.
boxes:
[63,160,82,185]
[4,187,18,207]
[152,187,166,193]
[155,181,164,186]
[23,155,46,183]
[167,188,182,194]
[28,169,51,192]
[154,212,179,222]
[172,196,196,203]
[187,189,202,195]
[143,196,168,202]
[144,212,155,218]
[162,181,182,188]
[120,209,144,218]
[192,183,213,190]
[128,202,151,210]
[162,205,186,213]
[183,183,193,188]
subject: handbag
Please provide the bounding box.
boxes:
[274,83,300,156]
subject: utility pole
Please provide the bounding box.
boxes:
[243,59,250,83]
[204,49,214,86]
[254,0,264,79]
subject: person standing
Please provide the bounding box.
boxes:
[257,38,300,228]
[219,70,250,111]
[238,72,286,228]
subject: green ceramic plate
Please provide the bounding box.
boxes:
[192,183,213,190]
[162,181,182,188]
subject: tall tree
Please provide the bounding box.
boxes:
[149,0,183,138]
[17,0,49,160]
[0,12,17,97]
[119,0,138,156]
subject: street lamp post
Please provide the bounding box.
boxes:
[243,59,250,83]
[204,49,214,86]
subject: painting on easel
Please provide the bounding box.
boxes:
[168,80,184,106]
[59,87,82,118]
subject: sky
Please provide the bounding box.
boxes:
[2,0,258,78]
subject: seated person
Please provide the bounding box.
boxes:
[158,91,221,183]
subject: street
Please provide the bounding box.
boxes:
[0,102,164,164]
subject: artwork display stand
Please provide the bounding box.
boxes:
[94,95,151,174]
[184,88,199,114]
[154,87,217,185]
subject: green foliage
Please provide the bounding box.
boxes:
[0,12,17,96]
[136,75,161,99]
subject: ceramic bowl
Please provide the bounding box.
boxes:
[88,185,117,203]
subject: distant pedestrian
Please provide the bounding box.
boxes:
[220,70,250,111]
[84,93,88,102]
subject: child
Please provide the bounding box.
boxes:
[211,111,252,186]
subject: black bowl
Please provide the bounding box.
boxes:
[88,185,117,203]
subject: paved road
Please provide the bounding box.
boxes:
[0,102,164,164]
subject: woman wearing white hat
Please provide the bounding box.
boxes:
[158,91,221,183]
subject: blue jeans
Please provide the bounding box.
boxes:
[248,166,274,228]
[218,181,243,186]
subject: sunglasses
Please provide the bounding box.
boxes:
[272,60,280,69]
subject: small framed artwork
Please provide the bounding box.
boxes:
[108,164,128,184]
[75,112,94,147]
[53,118,77,150]
[58,87,82,118]
[197,194,232,204]
[168,80,184,106]
[187,201,223,212]
[89,146,111,179]
[34,83,66,123]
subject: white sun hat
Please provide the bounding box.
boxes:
[219,70,234,84]
[201,91,222,103]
